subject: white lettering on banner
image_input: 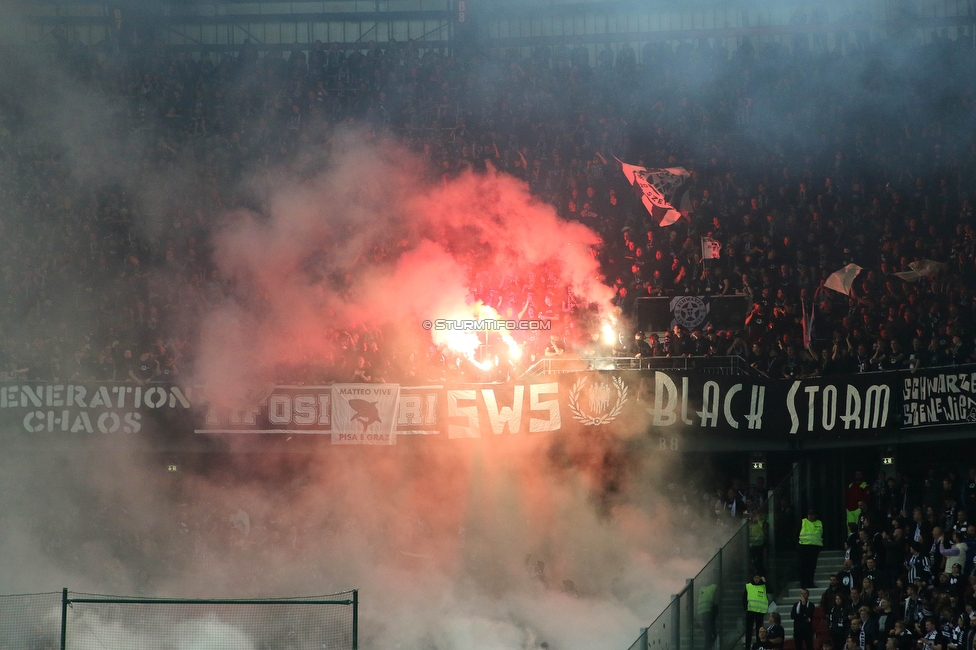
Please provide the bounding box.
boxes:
[22,410,141,434]
[209,393,332,428]
[336,387,395,396]
[144,387,167,409]
[396,393,438,428]
[1,383,189,435]
[528,383,560,432]
[482,386,523,435]
[268,395,291,424]
[651,373,678,426]
[227,404,261,425]
[680,377,694,425]
[648,372,762,429]
[745,386,764,429]
[903,373,976,400]
[697,381,720,428]
[293,395,317,425]
[902,373,976,426]
[446,384,561,438]
[398,394,422,425]
[786,382,801,433]
[787,382,890,433]
[333,433,392,443]
[1,385,192,410]
[863,386,889,428]
[90,386,112,408]
[842,386,861,429]
[822,385,837,430]
[447,389,479,438]
[46,385,63,406]
[723,384,741,429]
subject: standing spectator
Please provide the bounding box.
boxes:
[937,531,968,575]
[910,508,933,548]
[848,472,872,529]
[877,597,899,650]
[745,573,770,650]
[791,588,816,650]
[962,524,976,574]
[906,542,931,585]
[698,580,719,650]
[352,356,373,382]
[961,469,976,521]
[918,618,947,650]
[749,511,769,575]
[891,621,916,650]
[799,509,825,589]
[859,606,880,650]
[767,612,786,650]
[633,331,653,357]
[830,593,854,650]
[821,574,847,611]
[128,350,158,385]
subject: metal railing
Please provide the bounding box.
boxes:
[0,589,358,649]
[519,355,749,378]
[623,467,800,650]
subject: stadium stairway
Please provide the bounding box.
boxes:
[775,549,846,650]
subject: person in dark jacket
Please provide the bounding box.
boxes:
[829,592,854,650]
[766,611,785,650]
[791,588,816,650]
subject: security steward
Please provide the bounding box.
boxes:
[749,512,768,575]
[798,509,824,589]
[698,581,718,650]
[743,573,768,649]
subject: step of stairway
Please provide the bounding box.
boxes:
[738,548,847,644]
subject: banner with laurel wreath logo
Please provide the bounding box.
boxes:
[567,375,629,426]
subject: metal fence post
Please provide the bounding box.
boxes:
[60,588,68,650]
[671,593,680,650]
[352,589,358,650]
[716,548,723,650]
[744,523,751,578]
[687,578,695,650]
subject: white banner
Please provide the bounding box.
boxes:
[331,384,400,445]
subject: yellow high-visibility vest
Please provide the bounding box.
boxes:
[698,584,717,615]
[798,518,824,546]
[746,583,768,614]
[749,521,766,547]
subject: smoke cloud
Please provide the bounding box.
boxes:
[0,5,748,649]
[193,131,614,404]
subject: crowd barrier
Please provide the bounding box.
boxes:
[0,589,358,649]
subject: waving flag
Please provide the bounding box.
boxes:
[824,263,863,295]
[801,300,815,348]
[702,236,722,260]
[892,259,946,281]
[619,160,691,227]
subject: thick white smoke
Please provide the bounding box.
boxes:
[0,7,734,650]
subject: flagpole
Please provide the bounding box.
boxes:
[701,238,706,276]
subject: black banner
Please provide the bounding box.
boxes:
[0,365,968,442]
[900,369,976,428]
[634,295,749,333]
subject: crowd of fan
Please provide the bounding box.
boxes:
[727,467,976,650]
[805,469,976,650]
[2,22,976,383]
